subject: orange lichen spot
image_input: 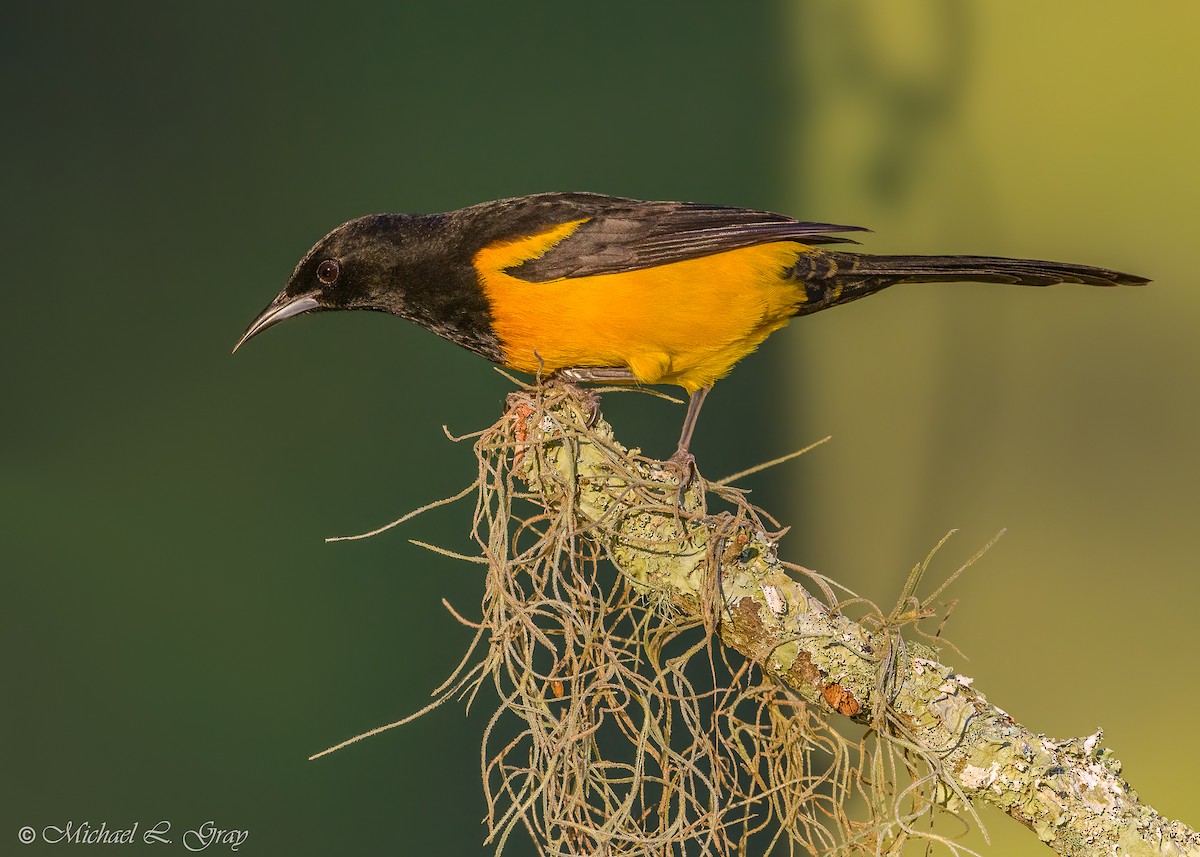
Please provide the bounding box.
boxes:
[822,682,862,717]
[511,401,536,468]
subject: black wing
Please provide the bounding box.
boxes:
[454,192,867,282]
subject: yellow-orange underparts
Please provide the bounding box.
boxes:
[474,220,816,393]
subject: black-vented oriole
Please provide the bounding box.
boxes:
[235,192,1147,462]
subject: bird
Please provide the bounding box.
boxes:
[234,191,1148,467]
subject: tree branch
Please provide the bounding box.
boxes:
[510,384,1198,857]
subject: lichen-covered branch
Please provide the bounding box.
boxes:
[510,384,1198,857]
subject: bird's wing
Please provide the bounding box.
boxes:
[467,193,867,282]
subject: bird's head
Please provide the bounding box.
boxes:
[233,214,425,353]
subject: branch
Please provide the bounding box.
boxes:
[508,384,1198,857]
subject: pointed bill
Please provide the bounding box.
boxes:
[232,294,320,353]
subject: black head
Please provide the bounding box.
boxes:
[233,214,426,353]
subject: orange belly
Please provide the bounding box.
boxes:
[474,223,810,393]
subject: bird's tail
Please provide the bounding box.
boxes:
[790,251,1148,316]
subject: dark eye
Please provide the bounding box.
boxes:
[316,259,340,285]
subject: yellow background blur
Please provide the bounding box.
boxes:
[783,3,1199,851]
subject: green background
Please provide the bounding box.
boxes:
[4,2,1197,854]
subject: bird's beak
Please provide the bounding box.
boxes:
[232,293,320,353]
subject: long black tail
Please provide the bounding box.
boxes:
[790,251,1148,316]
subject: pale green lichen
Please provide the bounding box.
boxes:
[505,386,1200,856]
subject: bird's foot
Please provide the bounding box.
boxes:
[660,447,703,513]
[574,386,602,428]
[548,367,635,427]
[543,377,602,427]
[665,448,697,484]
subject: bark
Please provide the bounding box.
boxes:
[513,386,1199,857]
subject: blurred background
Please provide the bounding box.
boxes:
[3,2,1196,853]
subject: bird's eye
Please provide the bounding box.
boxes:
[316,259,341,285]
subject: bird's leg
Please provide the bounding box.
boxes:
[665,386,710,490]
[553,367,639,384]
[672,387,709,461]
[551,369,709,495]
